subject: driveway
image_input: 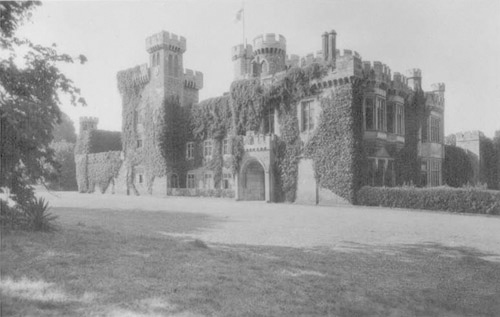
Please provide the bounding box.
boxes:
[40,191,500,256]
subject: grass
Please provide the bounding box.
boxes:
[1,208,500,316]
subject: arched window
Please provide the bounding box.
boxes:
[261,60,269,74]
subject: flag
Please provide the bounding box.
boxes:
[234,8,243,23]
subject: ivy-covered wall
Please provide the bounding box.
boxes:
[74,129,121,155]
[75,151,122,193]
[304,81,366,203]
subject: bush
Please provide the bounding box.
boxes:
[0,199,24,230]
[20,197,58,231]
[357,186,500,215]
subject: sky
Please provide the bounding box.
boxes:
[16,0,500,138]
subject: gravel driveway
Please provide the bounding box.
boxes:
[41,191,500,256]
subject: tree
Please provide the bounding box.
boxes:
[52,112,77,143]
[0,1,86,204]
[443,145,473,187]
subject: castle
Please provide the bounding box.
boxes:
[75,29,445,204]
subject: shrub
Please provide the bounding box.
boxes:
[357,186,500,215]
[20,197,58,231]
[0,199,24,230]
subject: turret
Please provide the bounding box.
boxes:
[79,117,98,135]
[232,44,253,80]
[145,31,186,79]
[406,68,422,90]
[251,33,286,77]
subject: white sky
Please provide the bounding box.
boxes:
[17,0,500,137]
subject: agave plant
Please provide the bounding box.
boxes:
[21,197,58,231]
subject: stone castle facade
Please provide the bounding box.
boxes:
[75,29,445,204]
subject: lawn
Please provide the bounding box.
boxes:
[1,207,499,317]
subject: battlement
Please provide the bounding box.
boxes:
[253,33,286,53]
[146,30,186,53]
[79,116,99,124]
[232,44,253,61]
[335,49,361,59]
[431,83,445,92]
[117,64,150,93]
[406,68,422,78]
[362,61,392,83]
[243,131,274,152]
[184,69,203,89]
[456,131,484,142]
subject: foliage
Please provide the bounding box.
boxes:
[21,196,57,231]
[0,199,24,230]
[230,79,266,135]
[191,95,232,140]
[52,112,77,143]
[75,129,121,155]
[0,1,86,206]
[75,151,122,193]
[479,136,499,190]
[303,82,366,203]
[1,197,57,231]
[443,145,474,188]
[47,140,78,191]
[395,90,427,186]
[357,186,500,215]
[167,188,235,198]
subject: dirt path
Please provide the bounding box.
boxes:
[40,191,500,255]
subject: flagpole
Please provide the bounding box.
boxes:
[242,1,246,46]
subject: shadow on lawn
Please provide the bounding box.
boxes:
[1,223,500,317]
[50,207,221,236]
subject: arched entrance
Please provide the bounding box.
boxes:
[241,160,265,200]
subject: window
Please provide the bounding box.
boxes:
[421,118,429,142]
[431,160,441,186]
[223,173,232,189]
[203,140,213,159]
[222,139,229,155]
[138,174,143,184]
[137,139,143,148]
[430,117,441,143]
[386,102,394,133]
[168,55,173,76]
[376,98,386,131]
[301,100,314,132]
[263,109,275,134]
[186,142,194,159]
[420,160,429,187]
[174,55,179,77]
[396,104,404,135]
[187,174,195,189]
[204,173,213,189]
[365,98,374,130]
[171,174,178,188]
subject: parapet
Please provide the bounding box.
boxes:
[117,64,150,93]
[431,83,445,92]
[146,30,186,53]
[335,49,361,59]
[455,131,484,142]
[406,68,422,78]
[184,69,203,90]
[253,33,286,53]
[79,116,99,125]
[232,44,253,61]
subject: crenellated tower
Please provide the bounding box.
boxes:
[251,33,287,77]
[79,117,98,135]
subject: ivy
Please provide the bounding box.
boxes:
[75,151,122,193]
[303,81,366,203]
[395,89,427,186]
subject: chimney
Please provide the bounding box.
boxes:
[328,30,337,68]
[322,32,329,62]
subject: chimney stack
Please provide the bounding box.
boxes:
[328,30,337,68]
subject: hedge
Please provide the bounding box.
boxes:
[167,188,235,198]
[357,186,500,215]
